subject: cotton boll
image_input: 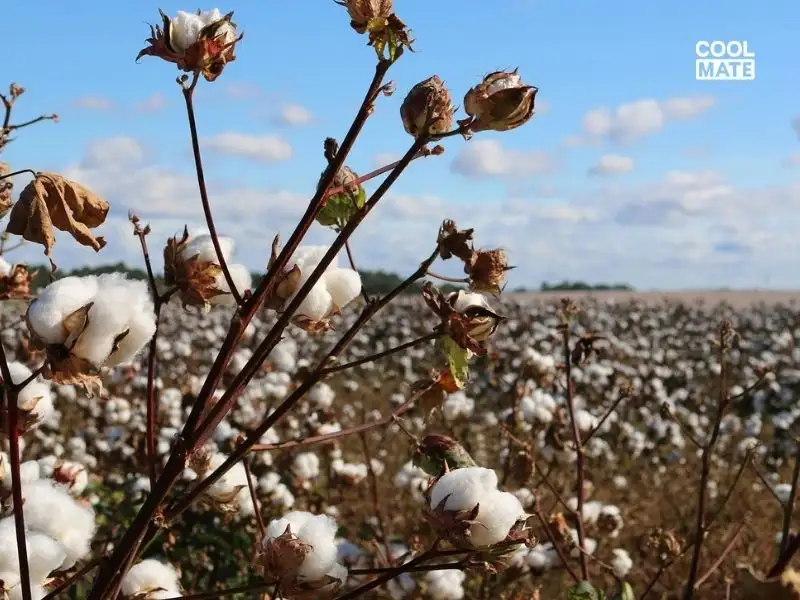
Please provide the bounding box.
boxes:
[429,467,526,547]
[26,276,100,344]
[7,362,53,422]
[210,264,252,306]
[290,246,337,272]
[19,479,96,569]
[71,274,156,367]
[451,290,492,313]
[121,559,181,598]
[293,277,334,322]
[264,511,340,582]
[325,269,361,309]
[180,234,234,264]
[2,459,40,489]
[200,453,249,506]
[611,548,633,578]
[293,452,321,480]
[425,569,466,599]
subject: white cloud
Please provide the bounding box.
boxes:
[278,104,314,126]
[588,154,634,176]
[133,93,167,114]
[451,140,556,179]
[71,95,115,111]
[202,133,293,163]
[570,96,716,145]
[82,137,145,169]
[224,82,262,100]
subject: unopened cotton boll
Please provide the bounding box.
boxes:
[429,466,526,547]
[121,559,181,598]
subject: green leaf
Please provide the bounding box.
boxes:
[609,582,634,600]
[439,335,471,388]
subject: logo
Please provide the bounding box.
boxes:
[695,41,755,81]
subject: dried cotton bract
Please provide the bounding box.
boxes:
[463,69,538,133]
[137,8,241,82]
[164,230,252,310]
[400,76,456,139]
[426,466,529,548]
[26,274,157,392]
[258,511,347,598]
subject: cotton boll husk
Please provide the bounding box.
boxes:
[20,479,96,569]
[325,269,361,309]
[69,274,155,367]
[26,276,100,344]
[180,234,234,264]
[451,290,492,313]
[121,559,181,597]
[265,511,339,582]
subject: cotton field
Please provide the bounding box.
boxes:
[0,290,798,599]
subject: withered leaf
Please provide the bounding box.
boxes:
[6,172,109,268]
[0,162,13,219]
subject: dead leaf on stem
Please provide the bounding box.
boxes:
[5,172,109,269]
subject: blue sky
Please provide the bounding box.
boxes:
[2,0,799,290]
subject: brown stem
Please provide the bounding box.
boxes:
[692,520,746,590]
[426,270,469,284]
[683,322,732,600]
[0,346,32,600]
[85,62,395,600]
[359,428,392,560]
[181,72,243,306]
[321,332,439,375]
[560,320,590,581]
[6,113,58,132]
[780,442,800,555]
[133,220,161,488]
[532,499,580,583]
[582,390,630,444]
[242,456,265,538]
[0,168,37,181]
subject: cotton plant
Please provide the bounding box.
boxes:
[425,466,531,548]
[164,231,252,310]
[257,511,347,598]
[25,274,157,392]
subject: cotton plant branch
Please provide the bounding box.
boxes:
[359,426,392,561]
[1,82,58,151]
[179,72,243,307]
[557,299,590,581]
[0,344,33,600]
[86,59,397,600]
[779,441,800,555]
[682,319,736,600]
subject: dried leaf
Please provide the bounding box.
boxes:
[439,335,471,388]
[6,172,108,267]
[0,162,13,219]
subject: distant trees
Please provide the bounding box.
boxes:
[539,280,634,292]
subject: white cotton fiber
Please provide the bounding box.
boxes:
[26,276,100,344]
[121,558,181,598]
[264,511,341,582]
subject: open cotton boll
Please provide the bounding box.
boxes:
[26,276,100,344]
[6,362,53,424]
[20,479,96,569]
[2,459,40,489]
[451,290,492,313]
[290,245,338,272]
[293,274,334,321]
[325,269,362,309]
[209,264,252,306]
[0,257,11,277]
[429,467,526,547]
[70,274,156,367]
[611,548,633,578]
[121,559,181,598]
[201,453,249,504]
[264,511,340,582]
[425,569,466,600]
[180,234,235,265]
